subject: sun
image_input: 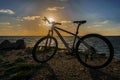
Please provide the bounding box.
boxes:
[48,18,55,22]
[46,17,55,26]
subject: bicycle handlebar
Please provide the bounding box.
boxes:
[43,17,62,25]
[43,17,50,24]
[52,22,62,25]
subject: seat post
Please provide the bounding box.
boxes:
[72,23,81,52]
[76,23,81,35]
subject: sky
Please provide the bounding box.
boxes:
[0,0,120,36]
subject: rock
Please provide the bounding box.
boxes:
[0,40,11,45]
[0,40,12,50]
[15,39,26,49]
[0,39,26,50]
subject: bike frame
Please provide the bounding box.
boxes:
[47,24,82,53]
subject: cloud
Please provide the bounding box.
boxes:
[94,24,101,27]
[23,16,40,21]
[16,17,24,21]
[101,20,109,24]
[90,20,109,28]
[17,24,21,27]
[0,9,15,14]
[61,20,71,23]
[47,7,64,11]
[0,22,10,25]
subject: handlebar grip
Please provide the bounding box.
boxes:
[43,17,62,25]
[55,22,62,25]
[43,17,50,23]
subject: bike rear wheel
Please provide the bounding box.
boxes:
[32,36,58,63]
[76,34,114,69]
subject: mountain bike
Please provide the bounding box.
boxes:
[32,17,114,69]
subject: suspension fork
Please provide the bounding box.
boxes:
[45,30,53,49]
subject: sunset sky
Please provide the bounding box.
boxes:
[0,0,120,36]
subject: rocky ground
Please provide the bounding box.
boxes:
[0,48,119,80]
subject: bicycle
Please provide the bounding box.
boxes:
[32,17,114,69]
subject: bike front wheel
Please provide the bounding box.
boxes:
[76,34,114,69]
[32,36,58,63]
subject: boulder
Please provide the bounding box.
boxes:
[0,40,12,50]
[0,39,26,50]
[15,39,26,49]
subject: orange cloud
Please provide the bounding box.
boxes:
[23,16,40,20]
[47,7,64,11]
[61,20,71,23]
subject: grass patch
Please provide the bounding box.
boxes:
[1,61,42,80]
[8,71,32,80]
[6,63,40,73]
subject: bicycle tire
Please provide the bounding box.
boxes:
[32,36,58,63]
[76,34,114,69]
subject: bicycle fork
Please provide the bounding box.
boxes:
[40,30,54,60]
[45,30,53,48]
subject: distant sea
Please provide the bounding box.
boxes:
[0,36,120,59]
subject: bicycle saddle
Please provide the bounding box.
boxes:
[73,20,87,24]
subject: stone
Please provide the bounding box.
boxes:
[0,40,12,50]
[15,39,26,49]
[0,39,26,50]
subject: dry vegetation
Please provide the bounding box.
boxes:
[0,49,119,80]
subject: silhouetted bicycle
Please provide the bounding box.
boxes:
[32,17,114,69]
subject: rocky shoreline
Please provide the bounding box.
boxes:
[0,48,119,80]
